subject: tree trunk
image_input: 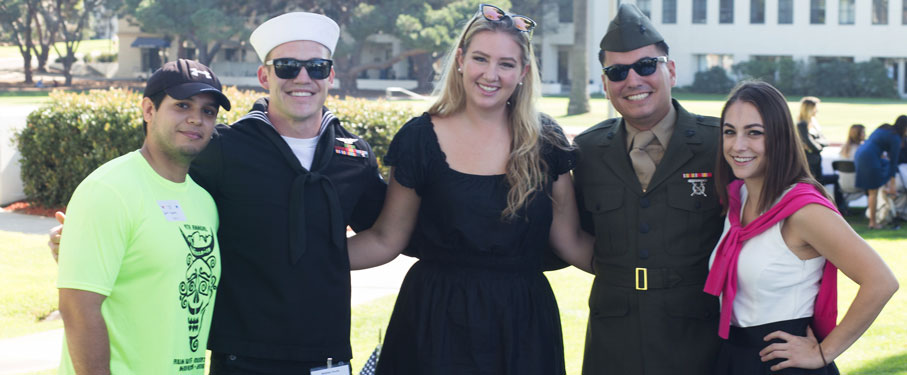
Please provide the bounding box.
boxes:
[412,53,434,93]
[32,8,56,73]
[19,46,34,84]
[62,46,74,85]
[567,0,590,115]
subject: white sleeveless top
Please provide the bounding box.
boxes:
[709,184,826,328]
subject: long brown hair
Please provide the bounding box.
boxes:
[715,81,831,214]
[840,124,865,159]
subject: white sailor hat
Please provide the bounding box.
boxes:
[249,12,340,62]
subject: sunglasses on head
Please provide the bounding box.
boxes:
[602,56,668,82]
[265,58,333,80]
[478,4,536,34]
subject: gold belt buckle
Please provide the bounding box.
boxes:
[635,267,648,290]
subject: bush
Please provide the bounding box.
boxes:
[733,58,897,98]
[690,66,735,94]
[82,53,117,63]
[15,88,417,207]
[15,89,144,207]
[327,96,415,178]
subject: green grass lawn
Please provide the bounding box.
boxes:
[0,39,116,60]
[0,91,51,105]
[1,94,905,373]
[0,212,904,374]
[542,93,907,144]
[349,210,907,374]
[0,230,63,338]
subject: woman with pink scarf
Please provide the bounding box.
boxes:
[705,81,898,374]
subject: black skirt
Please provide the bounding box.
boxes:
[714,318,840,375]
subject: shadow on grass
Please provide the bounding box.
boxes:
[846,352,907,374]
[839,207,907,240]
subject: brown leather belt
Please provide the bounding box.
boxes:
[595,262,707,290]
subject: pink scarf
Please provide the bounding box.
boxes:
[704,180,838,340]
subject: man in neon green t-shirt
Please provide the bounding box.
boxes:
[56,59,231,374]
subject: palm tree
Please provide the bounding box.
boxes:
[567,0,589,115]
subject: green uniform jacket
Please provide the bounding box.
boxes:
[574,100,723,375]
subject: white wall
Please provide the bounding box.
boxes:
[536,0,907,96]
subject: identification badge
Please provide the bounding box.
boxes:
[682,172,712,197]
[158,200,186,222]
[310,361,350,375]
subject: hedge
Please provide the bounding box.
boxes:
[15,88,416,207]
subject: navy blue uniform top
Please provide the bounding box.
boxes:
[189,98,386,361]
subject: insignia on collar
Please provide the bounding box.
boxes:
[682,172,712,197]
[336,137,358,145]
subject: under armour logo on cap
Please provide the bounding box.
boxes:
[143,58,231,111]
[190,67,212,79]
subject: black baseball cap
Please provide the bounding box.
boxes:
[143,59,231,111]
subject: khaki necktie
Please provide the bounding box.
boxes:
[630,130,656,191]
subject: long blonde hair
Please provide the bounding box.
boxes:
[429,14,564,220]
[797,96,820,124]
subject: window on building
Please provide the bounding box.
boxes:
[663,0,677,23]
[750,0,765,23]
[223,48,245,62]
[558,1,573,23]
[812,56,855,64]
[811,0,826,24]
[557,48,569,85]
[872,0,888,24]
[637,0,652,18]
[695,54,735,72]
[839,0,855,24]
[693,0,707,23]
[903,0,907,24]
[720,0,734,23]
[778,0,794,23]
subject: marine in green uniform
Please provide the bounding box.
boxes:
[573,4,724,374]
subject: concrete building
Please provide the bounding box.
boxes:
[535,0,907,98]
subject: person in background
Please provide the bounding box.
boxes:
[706,81,897,374]
[347,4,594,374]
[797,96,845,211]
[854,118,907,229]
[839,124,865,160]
[797,96,827,179]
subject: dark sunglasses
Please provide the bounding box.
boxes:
[602,56,668,82]
[265,58,333,80]
[479,4,536,33]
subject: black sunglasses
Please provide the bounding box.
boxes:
[479,4,536,33]
[265,58,333,80]
[602,56,668,82]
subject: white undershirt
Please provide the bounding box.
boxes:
[709,184,825,328]
[281,134,320,170]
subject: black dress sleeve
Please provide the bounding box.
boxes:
[384,114,434,195]
[540,114,578,181]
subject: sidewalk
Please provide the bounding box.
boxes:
[0,210,415,374]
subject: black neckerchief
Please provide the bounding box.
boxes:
[242,98,346,264]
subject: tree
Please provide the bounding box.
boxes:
[31,4,59,73]
[566,0,589,115]
[51,0,102,85]
[0,0,38,84]
[124,0,297,65]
